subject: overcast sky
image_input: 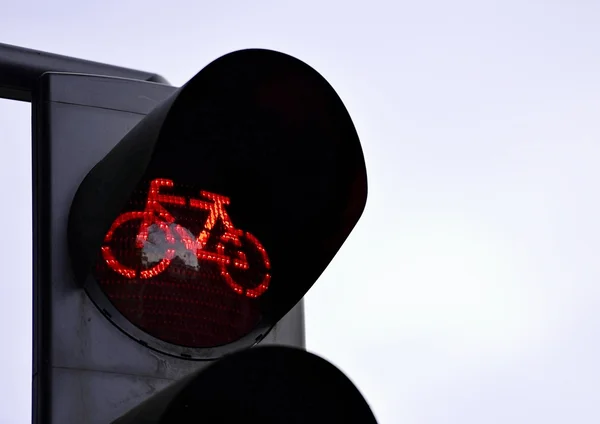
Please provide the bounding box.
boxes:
[2,1,600,423]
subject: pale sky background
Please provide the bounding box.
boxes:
[2,1,600,423]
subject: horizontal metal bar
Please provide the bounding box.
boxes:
[0,43,169,102]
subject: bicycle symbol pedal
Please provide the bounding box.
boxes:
[100,178,271,298]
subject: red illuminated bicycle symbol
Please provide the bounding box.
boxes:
[100,178,271,298]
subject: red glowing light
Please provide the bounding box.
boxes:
[100,178,271,298]
[94,178,272,348]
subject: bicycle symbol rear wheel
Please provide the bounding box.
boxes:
[101,212,176,280]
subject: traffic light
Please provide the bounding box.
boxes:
[111,345,377,424]
[29,47,372,423]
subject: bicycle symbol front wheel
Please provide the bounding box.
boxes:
[219,231,271,299]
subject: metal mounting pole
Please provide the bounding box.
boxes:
[0,43,169,102]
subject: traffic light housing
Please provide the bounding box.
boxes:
[111,345,377,424]
[30,47,372,423]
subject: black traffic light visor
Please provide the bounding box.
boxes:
[69,49,367,356]
[111,345,378,424]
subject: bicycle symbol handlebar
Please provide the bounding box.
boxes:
[100,178,271,298]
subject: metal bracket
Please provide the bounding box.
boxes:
[0,43,169,102]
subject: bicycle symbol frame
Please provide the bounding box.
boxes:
[100,178,271,298]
